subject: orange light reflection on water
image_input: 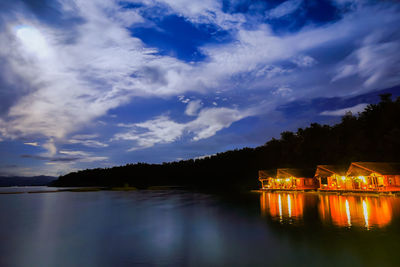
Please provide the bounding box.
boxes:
[260,192,396,229]
[260,192,304,223]
[318,195,393,229]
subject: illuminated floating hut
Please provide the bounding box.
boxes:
[315,165,349,190]
[259,162,400,193]
[259,168,318,190]
[258,170,276,189]
[346,162,400,191]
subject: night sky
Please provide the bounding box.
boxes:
[0,0,399,176]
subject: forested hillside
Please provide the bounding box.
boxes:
[52,94,400,191]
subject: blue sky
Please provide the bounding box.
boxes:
[0,0,399,176]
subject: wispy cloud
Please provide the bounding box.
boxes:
[114,106,253,150]
[266,0,303,19]
[21,149,108,163]
[24,142,39,147]
[185,100,203,116]
[320,103,368,116]
[1,1,399,147]
[0,0,399,174]
[332,39,400,88]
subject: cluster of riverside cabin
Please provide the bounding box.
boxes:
[259,162,400,192]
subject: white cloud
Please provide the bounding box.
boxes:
[68,139,109,148]
[66,134,109,148]
[266,0,303,19]
[114,106,252,150]
[188,107,248,141]
[178,95,191,104]
[58,150,108,162]
[194,153,216,160]
[42,140,57,156]
[113,115,186,150]
[0,0,190,152]
[79,156,109,163]
[273,86,293,97]
[320,103,368,116]
[185,100,203,116]
[292,55,316,67]
[151,0,245,29]
[0,0,399,162]
[71,134,99,140]
[333,40,400,88]
[24,142,39,147]
[59,150,89,156]
[41,149,108,163]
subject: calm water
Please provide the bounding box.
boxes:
[1,188,400,267]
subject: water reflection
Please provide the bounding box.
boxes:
[260,192,397,229]
[260,192,305,224]
[319,195,393,229]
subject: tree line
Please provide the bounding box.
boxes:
[52,94,400,191]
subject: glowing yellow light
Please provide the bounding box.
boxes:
[278,194,282,222]
[363,200,369,229]
[359,176,366,183]
[345,199,351,227]
[285,178,290,182]
[341,176,346,181]
[276,179,281,182]
[288,194,292,218]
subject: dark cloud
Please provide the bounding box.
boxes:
[18,0,84,28]
[142,66,168,85]
[0,58,33,116]
[21,154,80,162]
[277,85,400,119]
[0,0,84,43]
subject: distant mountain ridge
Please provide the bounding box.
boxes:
[0,176,56,187]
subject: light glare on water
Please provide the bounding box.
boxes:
[260,192,397,229]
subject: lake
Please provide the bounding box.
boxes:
[1,188,400,267]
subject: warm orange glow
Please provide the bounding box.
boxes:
[261,192,397,228]
[260,192,305,222]
[363,200,369,229]
[318,195,393,228]
[278,194,283,222]
[345,199,351,227]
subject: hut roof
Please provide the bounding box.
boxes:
[347,162,400,176]
[259,169,276,179]
[315,165,348,177]
[276,168,315,179]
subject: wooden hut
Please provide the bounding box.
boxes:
[272,168,318,190]
[315,165,348,190]
[258,170,276,189]
[346,162,400,191]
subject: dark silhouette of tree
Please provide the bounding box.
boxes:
[52,94,400,191]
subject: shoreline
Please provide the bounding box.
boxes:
[252,189,400,197]
[0,185,191,194]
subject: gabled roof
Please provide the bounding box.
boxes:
[315,165,348,177]
[276,168,315,179]
[347,162,400,176]
[259,169,276,179]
